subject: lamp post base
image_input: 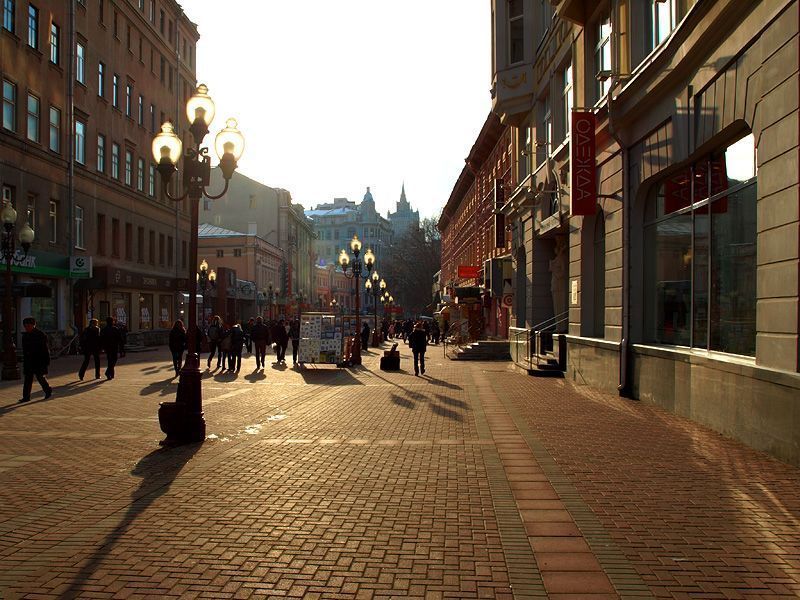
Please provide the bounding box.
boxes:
[158,353,205,445]
[351,336,362,366]
[371,331,380,347]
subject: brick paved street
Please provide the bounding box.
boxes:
[0,343,798,599]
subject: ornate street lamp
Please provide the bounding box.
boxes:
[197,259,216,326]
[152,83,245,445]
[330,298,338,314]
[1,203,34,380]
[364,270,383,347]
[338,235,368,365]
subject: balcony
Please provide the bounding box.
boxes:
[550,0,587,25]
[491,62,535,126]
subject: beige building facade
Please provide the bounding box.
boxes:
[493,0,800,465]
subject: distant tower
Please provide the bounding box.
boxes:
[388,182,420,238]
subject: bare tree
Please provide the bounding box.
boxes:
[381,217,441,317]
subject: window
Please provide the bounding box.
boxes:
[148,163,155,196]
[113,10,117,37]
[49,22,59,64]
[138,0,143,11]
[96,133,105,171]
[149,230,155,264]
[96,213,105,255]
[167,236,173,266]
[3,0,13,33]
[97,62,105,97]
[542,93,552,155]
[137,158,144,191]
[74,119,85,164]
[26,94,39,142]
[233,248,242,257]
[158,233,165,265]
[125,83,131,116]
[644,133,757,356]
[97,0,103,23]
[160,55,165,82]
[2,79,15,131]
[26,4,37,49]
[111,142,119,178]
[137,95,143,125]
[26,193,36,231]
[48,200,56,243]
[149,104,155,131]
[111,218,119,257]
[181,240,186,269]
[76,42,85,84]
[648,0,677,51]
[125,222,132,260]
[137,226,144,262]
[149,0,154,23]
[507,0,524,64]
[159,9,164,33]
[595,14,612,100]
[125,150,132,185]
[216,249,223,258]
[562,63,573,141]
[112,74,118,107]
[48,106,59,152]
[74,205,84,248]
[167,20,172,43]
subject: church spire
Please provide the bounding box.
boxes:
[399,182,408,207]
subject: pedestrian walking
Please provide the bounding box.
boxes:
[100,317,125,380]
[168,320,188,376]
[361,321,370,349]
[228,323,244,372]
[272,319,289,364]
[409,321,428,376]
[19,317,52,403]
[251,316,269,369]
[243,317,254,354]
[206,315,223,369]
[218,324,232,371]
[289,318,300,365]
[78,318,102,380]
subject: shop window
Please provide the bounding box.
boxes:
[112,292,130,326]
[159,294,172,329]
[148,230,155,265]
[643,133,756,356]
[31,282,57,330]
[139,293,153,330]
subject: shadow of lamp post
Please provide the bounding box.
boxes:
[1,203,34,380]
[151,83,245,446]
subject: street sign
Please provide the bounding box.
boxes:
[458,265,480,279]
[501,293,513,308]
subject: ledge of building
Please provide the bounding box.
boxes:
[565,335,620,352]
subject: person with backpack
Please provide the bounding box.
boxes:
[100,317,125,380]
[227,323,245,373]
[206,315,223,370]
[168,320,188,376]
[78,318,102,380]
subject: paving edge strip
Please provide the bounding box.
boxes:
[492,376,653,599]
[467,373,548,599]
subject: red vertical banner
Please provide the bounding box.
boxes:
[570,112,597,216]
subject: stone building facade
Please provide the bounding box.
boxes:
[492,0,800,465]
[0,0,199,342]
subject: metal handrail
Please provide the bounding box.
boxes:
[443,318,470,358]
[530,310,569,333]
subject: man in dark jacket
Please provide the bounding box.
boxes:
[288,318,300,365]
[19,317,52,402]
[409,321,428,376]
[272,319,289,364]
[78,318,102,380]
[250,316,269,369]
[100,317,125,380]
[228,323,245,373]
[361,322,370,350]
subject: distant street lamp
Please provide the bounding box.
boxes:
[338,236,369,365]
[197,259,216,327]
[330,298,338,314]
[152,83,245,445]
[364,270,384,347]
[266,284,276,320]
[1,203,34,380]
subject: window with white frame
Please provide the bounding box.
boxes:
[48,106,60,152]
[125,150,132,185]
[27,3,37,49]
[26,93,39,142]
[74,204,84,248]
[507,0,524,64]
[112,74,118,107]
[97,62,105,97]
[74,119,86,164]
[562,63,573,141]
[111,142,119,178]
[2,79,16,131]
[148,163,155,196]
[49,200,56,243]
[137,157,144,191]
[595,13,612,101]
[3,0,14,33]
[49,21,59,64]
[137,95,143,125]
[76,42,85,84]
[125,83,131,116]
[96,133,105,171]
[542,93,552,155]
[648,0,677,51]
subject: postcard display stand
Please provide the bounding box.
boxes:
[298,313,342,364]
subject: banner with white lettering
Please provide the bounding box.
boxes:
[570,112,597,216]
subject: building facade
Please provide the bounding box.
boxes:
[0,0,199,342]
[387,184,420,238]
[491,0,800,465]
[201,168,315,314]
[438,113,514,341]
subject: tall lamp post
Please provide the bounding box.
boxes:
[197,259,216,327]
[338,237,371,365]
[330,298,338,314]
[1,203,34,380]
[151,83,245,445]
[364,271,384,347]
[266,284,276,320]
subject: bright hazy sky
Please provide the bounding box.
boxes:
[186,1,491,220]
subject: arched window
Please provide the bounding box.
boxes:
[643,132,756,355]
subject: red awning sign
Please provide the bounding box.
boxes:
[458,265,480,279]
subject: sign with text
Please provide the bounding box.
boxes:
[570,112,597,216]
[458,265,480,279]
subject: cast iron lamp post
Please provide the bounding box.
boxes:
[330,298,338,314]
[197,259,216,326]
[1,203,34,380]
[266,284,276,320]
[364,270,384,347]
[151,83,245,445]
[338,236,367,365]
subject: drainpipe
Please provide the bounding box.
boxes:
[607,0,632,398]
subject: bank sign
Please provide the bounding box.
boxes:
[571,112,597,216]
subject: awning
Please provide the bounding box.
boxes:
[0,282,53,297]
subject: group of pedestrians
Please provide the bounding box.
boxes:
[382,318,441,345]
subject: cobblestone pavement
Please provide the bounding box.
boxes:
[0,342,798,599]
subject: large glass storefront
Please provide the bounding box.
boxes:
[30,279,58,331]
[644,133,756,356]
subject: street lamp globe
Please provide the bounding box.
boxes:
[363,248,375,268]
[371,271,380,284]
[1,202,17,227]
[185,83,216,129]
[209,269,216,283]
[199,259,209,273]
[338,249,350,268]
[380,278,387,290]
[18,221,34,248]
[151,122,183,167]
[364,279,372,291]
[389,295,394,303]
[349,235,361,254]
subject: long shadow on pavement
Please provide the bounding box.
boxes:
[0,379,108,417]
[61,443,202,598]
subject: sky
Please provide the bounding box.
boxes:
[186,1,492,220]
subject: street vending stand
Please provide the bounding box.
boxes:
[297,313,342,365]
